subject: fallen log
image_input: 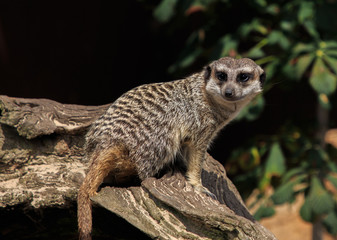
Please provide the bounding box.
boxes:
[0,95,276,239]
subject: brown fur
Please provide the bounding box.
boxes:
[77,144,136,240]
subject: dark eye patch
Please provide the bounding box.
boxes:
[216,72,227,81]
[237,73,252,83]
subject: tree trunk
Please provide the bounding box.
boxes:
[0,95,277,240]
[312,102,329,240]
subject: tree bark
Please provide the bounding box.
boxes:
[0,95,277,240]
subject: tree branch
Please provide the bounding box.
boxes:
[0,95,277,239]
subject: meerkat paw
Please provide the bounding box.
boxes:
[193,184,217,200]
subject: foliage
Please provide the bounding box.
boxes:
[140,0,337,236]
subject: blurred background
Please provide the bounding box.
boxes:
[0,0,337,239]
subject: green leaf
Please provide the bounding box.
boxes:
[245,38,268,59]
[246,47,265,58]
[259,174,271,191]
[267,31,281,44]
[255,0,267,7]
[267,31,290,50]
[298,1,318,39]
[324,41,337,50]
[325,49,337,58]
[238,23,252,38]
[300,198,313,222]
[211,35,238,59]
[255,56,277,69]
[308,176,334,216]
[238,19,268,37]
[281,168,305,184]
[298,2,315,23]
[324,55,337,74]
[192,0,217,7]
[292,43,316,57]
[323,211,337,235]
[265,142,286,177]
[271,181,296,205]
[309,58,337,95]
[272,173,307,205]
[266,4,280,15]
[294,53,315,79]
[219,35,238,57]
[153,0,178,23]
[327,162,337,173]
[280,20,295,32]
[253,205,275,220]
[303,20,320,39]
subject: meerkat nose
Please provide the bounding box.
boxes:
[225,88,234,98]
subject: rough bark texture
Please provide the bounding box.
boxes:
[0,95,277,240]
[0,95,109,208]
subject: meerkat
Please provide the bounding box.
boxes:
[77,57,265,240]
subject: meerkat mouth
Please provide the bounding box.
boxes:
[223,90,261,103]
[223,95,247,102]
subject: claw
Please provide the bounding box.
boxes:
[204,189,217,200]
[202,187,217,200]
[194,185,217,200]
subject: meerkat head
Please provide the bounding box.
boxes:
[204,57,265,103]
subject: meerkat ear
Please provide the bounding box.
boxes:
[259,72,266,86]
[204,66,212,81]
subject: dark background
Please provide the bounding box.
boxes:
[0,1,180,105]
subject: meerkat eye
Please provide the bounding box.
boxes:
[216,72,227,81]
[238,73,250,82]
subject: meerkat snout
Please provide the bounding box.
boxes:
[224,86,235,99]
[205,57,265,103]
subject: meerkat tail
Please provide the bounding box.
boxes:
[77,145,131,240]
[78,182,93,240]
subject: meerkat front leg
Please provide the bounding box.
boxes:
[184,143,216,199]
